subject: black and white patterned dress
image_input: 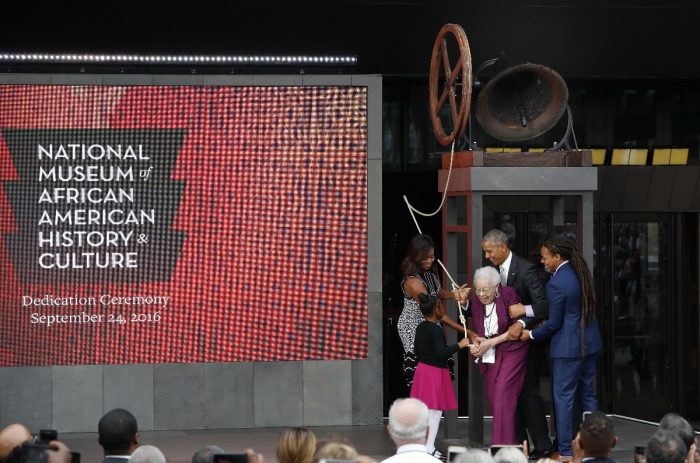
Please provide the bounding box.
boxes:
[398,271,442,388]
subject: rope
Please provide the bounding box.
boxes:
[402,139,470,334]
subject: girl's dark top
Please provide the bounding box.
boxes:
[414,320,459,368]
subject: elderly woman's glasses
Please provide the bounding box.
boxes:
[475,286,496,295]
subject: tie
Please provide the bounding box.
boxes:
[500,266,508,286]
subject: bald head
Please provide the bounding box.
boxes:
[387,398,429,446]
[0,424,32,460]
[130,445,166,463]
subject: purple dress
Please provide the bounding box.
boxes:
[470,285,529,444]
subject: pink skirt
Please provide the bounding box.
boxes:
[410,362,457,410]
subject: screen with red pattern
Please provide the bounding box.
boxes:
[0,85,368,365]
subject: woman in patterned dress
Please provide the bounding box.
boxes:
[398,234,473,388]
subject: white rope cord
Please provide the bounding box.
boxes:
[402,140,469,334]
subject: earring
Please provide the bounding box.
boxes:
[495,288,500,298]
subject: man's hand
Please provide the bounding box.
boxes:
[47,441,72,463]
[506,322,523,341]
[520,329,531,341]
[508,303,526,319]
[572,432,584,463]
[245,449,264,463]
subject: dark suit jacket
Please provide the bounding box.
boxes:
[531,263,603,358]
[581,456,617,463]
[505,253,549,327]
[100,456,131,463]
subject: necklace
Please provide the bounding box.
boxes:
[484,302,496,319]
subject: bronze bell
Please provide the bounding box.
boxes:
[475,63,568,142]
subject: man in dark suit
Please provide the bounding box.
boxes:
[523,235,602,460]
[98,408,139,463]
[481,229,553,458]
[572,412,617,463]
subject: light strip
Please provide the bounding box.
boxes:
[0,53,357,65]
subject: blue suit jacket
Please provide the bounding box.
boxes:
[531,262,602,358]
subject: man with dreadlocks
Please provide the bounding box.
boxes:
[521,235,602,462]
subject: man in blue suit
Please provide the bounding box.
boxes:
[522,235,602,461]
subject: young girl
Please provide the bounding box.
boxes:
[410,292,472,457]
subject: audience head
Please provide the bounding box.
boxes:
[130,445,166,463]
[315,442,358,462]
[0,424,32,460]
[646,430,687,463]
[192,446,225,463]
[659,413,696,453]
[492,447,527,463]
[579,412,617,457]
[276,428,317,463]
[387,398,429,447]
[455,449,494,463]
[98,408,139,455]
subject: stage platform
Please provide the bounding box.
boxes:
[61,416,660,463]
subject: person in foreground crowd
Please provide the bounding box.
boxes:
[571,412,617,463]
[454,449,494,463]
[658,413,699,463]
[98,408,140,463]
[410,294,471,457]
[192,446,225,463]
[645,431,687,463]
[276,428,316,463]
[315,442,358,461]
[130,445,166,463]
[0,424,32,461]
[521,236,602,460]
[382,398,440,463]
[468,266,529,445]
[492,447,528,463]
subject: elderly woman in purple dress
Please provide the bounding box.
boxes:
[469,266,530,445]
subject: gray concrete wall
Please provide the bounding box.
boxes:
[0,74,382,432]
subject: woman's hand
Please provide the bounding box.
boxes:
[470,336,492,358]
[454,285,471,304]
[458,337,471,349]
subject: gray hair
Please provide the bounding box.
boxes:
[192,446,225,463]
[474,266,501,288]
[482,229,509,246]
[493,448,528,463]
[646,430,687,463]
[130,445,166,463]
[387,398,429,444]
[455,449,494,463]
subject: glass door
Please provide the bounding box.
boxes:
[600,215,674,419]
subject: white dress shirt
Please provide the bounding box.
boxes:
[380,444,442,463]
[500,251,536,319]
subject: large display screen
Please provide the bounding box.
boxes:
[0,85,368,366]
